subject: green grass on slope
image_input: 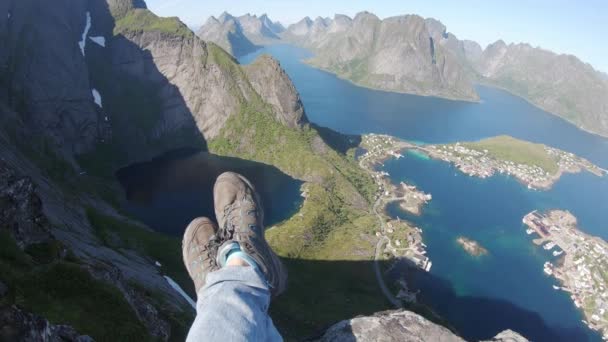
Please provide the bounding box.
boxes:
[114,9,193,38]
[207,55,387,335]
[85,209,196,340]
[85,208,194,298]
[0,232,149,341]
[463,135,559,173]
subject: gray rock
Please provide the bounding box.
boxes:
[0,305,95,342]
[315,310,465,342]
[243,55,308,129]
[1,0,101,155]
[288,12,479,101]
[197,13,259,57]
[236,13,283,44]
[482,330,529,342]
[0,160,53,248]
[87,263,171,341]
[475,40,608,137]
[315,310,529,342]
[198,12,283,55]
[286,17,313,36]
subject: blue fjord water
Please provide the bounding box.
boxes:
[240,45,608,341]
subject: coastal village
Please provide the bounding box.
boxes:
[359,134,432,267]
[523,210,608,339]
[424,141,604,190]
[357,133,608,328]
[358,134,434,303]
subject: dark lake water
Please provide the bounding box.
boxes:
[117,150,303,236]
[238,45,608,341]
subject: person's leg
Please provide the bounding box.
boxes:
[186,260,282,341]
[183,172,287,341]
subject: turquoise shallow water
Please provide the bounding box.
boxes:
[239,45,608,341]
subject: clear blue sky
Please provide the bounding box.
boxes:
[146,0,608,72]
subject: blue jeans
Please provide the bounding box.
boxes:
[186,266,283,341]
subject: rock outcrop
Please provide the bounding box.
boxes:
[197,12,283,56]
[0,160,53,248]
[0,0,102,156]
[0,1,328,340]
[243,55,308,128]
[293,12,478,101]
[197,12,259,57]
[315,310,528,342]
[0,156,177,340]
[0,306,94,342]
[475,41,608,136]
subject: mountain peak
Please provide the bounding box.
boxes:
[218,11,234,23]
[107,0,147,18]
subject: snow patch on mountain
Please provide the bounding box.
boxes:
[89,36,106,47]
[78,12,91,56]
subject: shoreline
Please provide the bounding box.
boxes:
[415,141,604,191]
[523,210,608,340]
[456,236,488,257]
[303,59,481,103]
[358,134,434,305]
[300,46,608,140]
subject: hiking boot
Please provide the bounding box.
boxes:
[182,217,220,294]
[213,172,287,297]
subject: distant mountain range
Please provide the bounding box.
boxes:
[198,12,608,137]
[197,12,283,56]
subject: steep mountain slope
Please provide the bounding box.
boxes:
[475,41,608,136]
[286,12,479,101]
[0,1,530,341]
[197,12,258,57]
[197,12,283,56]
[283,11,608,136]
[0,0,353,339]
[0,0,395,340]
[237,13,283,43]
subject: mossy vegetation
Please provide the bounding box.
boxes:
[114,9,193,38]
[0,232,149,341]
[85,208,194,297]
[462,135,559,173]
[206,53,388,336]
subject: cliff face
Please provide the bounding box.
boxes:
[282,11,608,136]
[197,13,259,57]
[475,41,608,136]
[243,55,308,129]
[0,0,103,156]
[0,0,314,339]
[287,12,479,101]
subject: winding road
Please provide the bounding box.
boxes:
[372,193,403,308]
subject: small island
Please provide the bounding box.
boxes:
[425,135,605,190]
[360,134,432,216]
[523,210,608,339]
[456,237,488,256]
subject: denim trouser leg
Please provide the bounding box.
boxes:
[186,266,283,341]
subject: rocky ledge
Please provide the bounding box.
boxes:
[315,310,528,342]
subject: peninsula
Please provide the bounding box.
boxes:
[426,136,604,190]
[456,237,488,257]
[523,210,608,339]
[359,134,433,275]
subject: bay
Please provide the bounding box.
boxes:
[238,45,608,341]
